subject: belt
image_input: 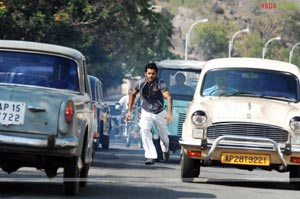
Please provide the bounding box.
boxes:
[153,108,164,114]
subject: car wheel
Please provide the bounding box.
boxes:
[91,143,95,163]
[95,137,100,151]
[290,166,300,188]
[180,150,200,182]
[80,137,90,188]
[126,135,132,147]
[79,163,90,187]
[101,135,110,149]
[63,157,80,195]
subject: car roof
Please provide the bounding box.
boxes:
[0,40,84,60]
[202,57,300,74]
[88,75,102,83]
[157,60,206,70]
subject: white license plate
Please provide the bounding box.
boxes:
[0,100,26,125]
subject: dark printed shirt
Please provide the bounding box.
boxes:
[134,77,168,113]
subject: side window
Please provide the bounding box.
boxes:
[98,81,104,101]
[83,59,90,96]
[95,81,100,101]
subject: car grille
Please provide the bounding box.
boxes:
[177,113,186,136]
[207,122,289,143]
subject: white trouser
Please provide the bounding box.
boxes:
[139,109,169,159]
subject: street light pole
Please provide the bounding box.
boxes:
[262,36,281,59]
[289,42,300,63]
[185,18,208,60]
[228,28,249,58]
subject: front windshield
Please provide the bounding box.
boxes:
[159,69,200,100]
[201,68,299,101]
[0,51,79,91]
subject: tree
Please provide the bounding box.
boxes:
[0,0,174,92]
[235,32,263,58]
[282,10,300,66]
[193,21,228,60]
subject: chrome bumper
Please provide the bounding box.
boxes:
[180,135,300,170]
[0,134,78,149]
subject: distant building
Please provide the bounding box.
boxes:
[121,76,141,95]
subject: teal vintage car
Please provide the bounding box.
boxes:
[153,60,205,157]
[88,75,111,150]
[0,40,94,195]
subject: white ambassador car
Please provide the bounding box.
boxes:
[180,57,300,187]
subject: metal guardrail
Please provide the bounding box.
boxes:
[203,135,287,170]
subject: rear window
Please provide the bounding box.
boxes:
[0,51,79,91]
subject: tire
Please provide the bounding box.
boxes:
[91,143,96,163]
[80,163,90,187]
[63,157,80,195]
[101,135,110,149]
[290,166,300,188]
[94,137,100,151]
[126,135,132,147]
[79,134,90,188]
[180,150,200,182]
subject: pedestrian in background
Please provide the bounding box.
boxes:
[118,88,132,111]
[125,62,173,165]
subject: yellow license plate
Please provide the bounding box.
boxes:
[221,152,270,166]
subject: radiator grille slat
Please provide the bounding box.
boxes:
[177,113,186,136]
[207,123,288,143]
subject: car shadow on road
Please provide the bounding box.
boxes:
[92,144,181,170]
[92,157,179,171]
[81,182,216,199]
[193,178,298,191]
[0,180,217,199]
[0,181,65,197]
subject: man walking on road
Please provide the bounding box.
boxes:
[125,62,172,165]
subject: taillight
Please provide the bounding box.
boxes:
[65,100,74,123]
[93,132,99,138]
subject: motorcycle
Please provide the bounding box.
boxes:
[115,102,142,148]
[124,106,142,148]
[122,107,142,148]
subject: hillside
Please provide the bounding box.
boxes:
[152,0,299,61]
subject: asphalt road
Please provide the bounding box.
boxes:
[0,137,299,199]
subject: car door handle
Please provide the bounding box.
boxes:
[28,106,46,112]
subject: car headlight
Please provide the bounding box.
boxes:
[290,117,300,132]
[191,111,207,126]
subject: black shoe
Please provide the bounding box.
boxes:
[163,151,169,161]
[145,159,155,165]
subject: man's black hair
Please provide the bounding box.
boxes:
[144,62,158,73]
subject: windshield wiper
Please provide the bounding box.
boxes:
[219,91,258,97]
[258,95,296,102]
[217,91,297,102]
